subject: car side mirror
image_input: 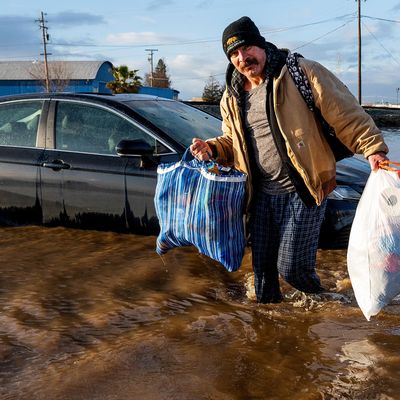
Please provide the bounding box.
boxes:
[116,139,153,156]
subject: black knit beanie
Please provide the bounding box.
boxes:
[222,16,266,59]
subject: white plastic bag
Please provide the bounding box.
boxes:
[347,167,400,320]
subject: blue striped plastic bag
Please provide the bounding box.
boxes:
[154,149,247,272]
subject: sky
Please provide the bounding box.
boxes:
[1,0,400,103]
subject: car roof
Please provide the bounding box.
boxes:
[0,92,175,105]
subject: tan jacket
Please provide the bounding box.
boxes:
[208,58,388,207]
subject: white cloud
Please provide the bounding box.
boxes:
[169,54,199,72]
[106,31,169,45]
[164,54,226,100]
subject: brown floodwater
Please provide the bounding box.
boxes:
[0,225,400,400]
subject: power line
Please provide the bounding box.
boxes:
[362,15,400,23]
[7,9,399,94]
[362,21,400,67]
[291,18,356,51]
[176,15,365,84]
[50,39,219,48]
[5,13,392,55]
[261,13,356,35]
[42,14,357,50]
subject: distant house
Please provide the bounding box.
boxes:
[0,61,114,96]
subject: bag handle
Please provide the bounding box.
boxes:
[379,160,400,176]
[182,147,214,162]
[181,147,222,175]
[182,147,195,162]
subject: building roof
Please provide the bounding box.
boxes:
[0,61,113,80]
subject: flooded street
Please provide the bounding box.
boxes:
[1,129,400,400]
[1,226,400,400]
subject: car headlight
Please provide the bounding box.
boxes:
[328,185,361,201]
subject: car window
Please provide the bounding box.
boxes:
[0,101,43,147]
[126,99,222,148]
[55,101,168,155]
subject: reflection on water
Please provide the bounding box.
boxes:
[0,226,400,400]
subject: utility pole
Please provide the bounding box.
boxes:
[397,87,399,106]
[36,11,51,92]
[145,48,158,87]
[357,0,362,105]
[356,0,366,105]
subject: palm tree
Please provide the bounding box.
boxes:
[106,65,142,94]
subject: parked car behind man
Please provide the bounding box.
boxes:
[0,92,370,248]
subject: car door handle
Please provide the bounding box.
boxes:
[42,160,71,170]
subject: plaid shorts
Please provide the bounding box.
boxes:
[250,190,327,302]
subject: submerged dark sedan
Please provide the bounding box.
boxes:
[320,156,370,248]
[0,92,369,248]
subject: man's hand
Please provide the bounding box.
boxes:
[368,151,388,171]
[190,138,213,161]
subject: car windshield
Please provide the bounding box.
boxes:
[126,99,222,147]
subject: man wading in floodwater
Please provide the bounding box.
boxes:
[190,16,389,303]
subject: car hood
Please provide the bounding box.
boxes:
[335,156,370,193]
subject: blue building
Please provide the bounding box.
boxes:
[0,60,180,99]
[138,86,180,100]
[0,61,114,95]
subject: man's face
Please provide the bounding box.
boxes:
[229,45,266,80]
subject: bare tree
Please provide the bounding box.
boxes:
[28,61,71,92]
